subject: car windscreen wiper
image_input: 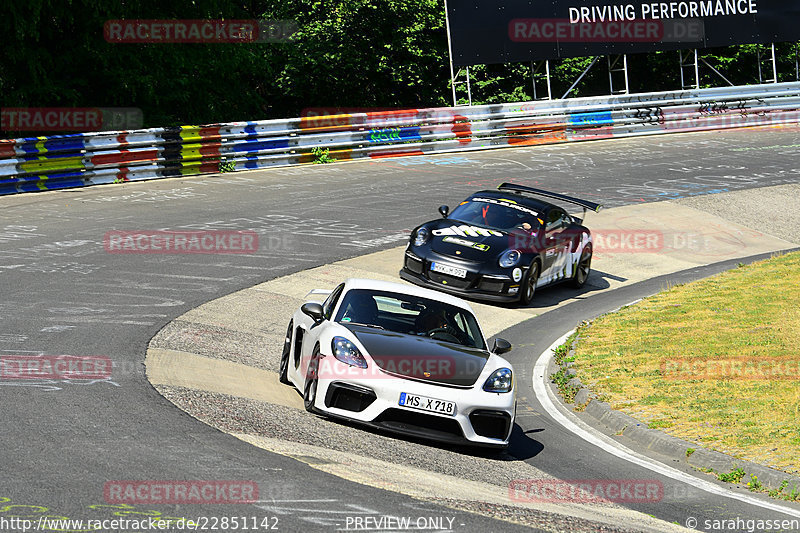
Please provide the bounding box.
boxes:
[344,322,385,330]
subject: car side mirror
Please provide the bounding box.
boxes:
[491,337,512,355]
[301,302,324,323]
[438,205,449,218]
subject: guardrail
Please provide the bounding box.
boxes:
[2,82,799,195]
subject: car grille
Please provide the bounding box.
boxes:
[469,410,512,440]
[405,255,424,275]
[373,408,464,440]
[427,271,472,289]
[478,280,504,293]
[325,382,377,412]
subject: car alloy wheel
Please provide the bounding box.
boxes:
[303,345,321,412]
[279,320,292,384]
[571,245,592,288]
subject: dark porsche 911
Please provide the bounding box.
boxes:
[400,183,602,305]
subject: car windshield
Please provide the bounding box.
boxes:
[334,289,486,349]
[449,197,543,232]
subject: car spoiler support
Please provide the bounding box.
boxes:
[497,182,603,223]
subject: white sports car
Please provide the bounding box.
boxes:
[279,278,516,448]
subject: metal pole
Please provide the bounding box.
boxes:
[757,46,763,83]
[679,51,685,89]
[465,66,472,106]
[771,42,778,83]
[699,57,735,86]
[607,56,614,95]
[694,49,700,89]
[545,60,552,100]
[531,61,537,100]
[561,56,599,99]
[443,0,457,106]
[623,54,630,94]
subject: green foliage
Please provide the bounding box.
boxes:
[717,467,746,484]
[0,0,449,134]
[553,332,578,365]
[218,160,237,173]
[311,146,336,164]
[551,366,580,403]
[747,474,763,491]
[769,480,789,498]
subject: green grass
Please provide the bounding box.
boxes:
[571,251,800,475]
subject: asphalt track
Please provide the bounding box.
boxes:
[1,126,799,532]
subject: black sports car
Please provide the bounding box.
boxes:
[400,183,602,304]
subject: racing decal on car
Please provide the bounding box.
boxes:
[442,236,490,251]
[432,225,504,238]
[472,197,540,217]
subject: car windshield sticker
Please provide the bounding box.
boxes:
[432,225,504,238]
[472,197,540,217]
[442,236,490,251]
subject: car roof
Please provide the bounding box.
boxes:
[471,189,556,214]
[341,278,478,315]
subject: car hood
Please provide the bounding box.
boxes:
[424,220,536,261]
[347,325,489,387]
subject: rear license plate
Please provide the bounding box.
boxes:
[431,262,467,279]
[398,392,456,416]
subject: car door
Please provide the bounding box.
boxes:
[541,208,571,281]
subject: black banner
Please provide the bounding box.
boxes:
[447,0,800,66]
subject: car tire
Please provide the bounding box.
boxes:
[303,345,321,413]
[518,261,540,305]
[570,245,592,289]
[279,320,293,385]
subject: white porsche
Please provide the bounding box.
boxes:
[279,278,516,448]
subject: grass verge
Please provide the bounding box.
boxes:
[571,251,800,475]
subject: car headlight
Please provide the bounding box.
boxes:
[499,249,521,268]
[332,336,367,368]
[483,368,513,393]
[413,227,430,247]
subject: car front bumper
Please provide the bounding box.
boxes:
[312,359,516,448]
[400,250,521,303]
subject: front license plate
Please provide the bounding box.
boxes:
[398,392,456,416]
[431,262,467,279]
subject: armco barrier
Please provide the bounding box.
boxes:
[2,82,799,195]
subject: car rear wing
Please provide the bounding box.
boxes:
[497,182,603,223]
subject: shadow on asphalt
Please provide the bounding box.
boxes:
[482,268,623,311]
